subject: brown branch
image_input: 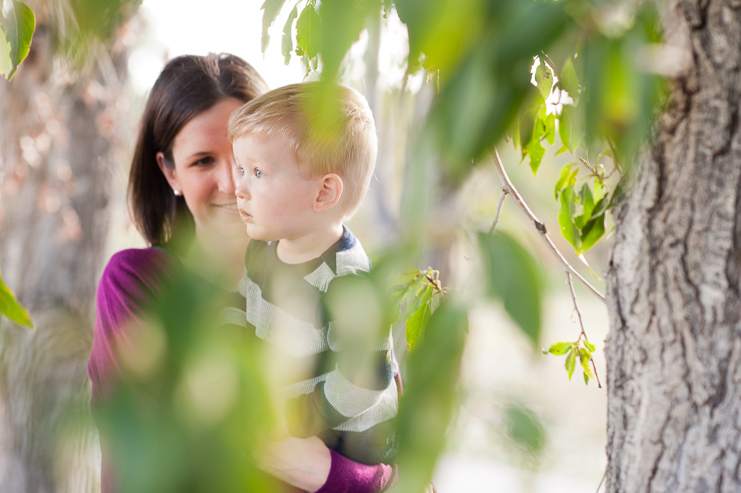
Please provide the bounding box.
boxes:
[492,149,606,301]
[566,272,602,389]
[596,468,607,492]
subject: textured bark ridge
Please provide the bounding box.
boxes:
[0,9,128,493]
[605,0,741,491]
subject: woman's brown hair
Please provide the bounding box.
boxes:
[129,53,269,246]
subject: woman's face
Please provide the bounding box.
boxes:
[158,98,247,243]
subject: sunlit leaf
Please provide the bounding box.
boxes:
[543,113,556,145]
[575,183,595,228]
[0,1,35,81]
[316,0,376,78]
[281,6,298,65]
[583,340,596,352]
[261,0,287,54]
[0,270,33,328]
[565,348,576,380]
[559,104,581,153]
[554,163,576,199]
[296,1,321,60]
[548,342,572,355]
[479,232,543,346]
[558,184,581,251]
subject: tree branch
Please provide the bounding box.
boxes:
[566,272,602,388]
[492,150,606,301]
[488,189,508,234]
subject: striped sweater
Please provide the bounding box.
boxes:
[217,227,397,465]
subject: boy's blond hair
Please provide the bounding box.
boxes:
[228,82,378,217]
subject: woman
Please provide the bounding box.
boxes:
[88,53,396,493]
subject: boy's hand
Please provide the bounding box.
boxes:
[253,436,331,493]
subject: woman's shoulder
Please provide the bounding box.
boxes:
[102,247,174,284]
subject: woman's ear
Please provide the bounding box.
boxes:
[156,152,182,194]
[313,173,343,213]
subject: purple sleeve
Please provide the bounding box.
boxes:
[316,450,398,493]
[88,248,173,403]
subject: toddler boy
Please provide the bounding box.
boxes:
[222,82,397,465]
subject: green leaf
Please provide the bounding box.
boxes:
[524,133,545,175]
[393,294,468,493]
[558,104,581,153]
[554,163,576,199]
[583,340,596,352]
[559,57,580,98]
[579,348,594,383]
[0,1,36,81]
[479,232,543,347]
[260,0,287,54]
[0,270,33,328]
[548,342,572,355]
[535,58,553,99]
[504,404,546,456]
[296,2,321,60]
[593,178,607,203]
[543,113,556,145]
[565,348,576,380]
[579,213,606,253]
[558,184,581,251]
[574,183,595,228]
[281,6,298,65]
[583,371,590,385]
[406,301,430,352]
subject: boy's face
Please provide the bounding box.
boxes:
[234,133,321,242]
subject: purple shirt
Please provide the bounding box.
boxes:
[88,248,396,493]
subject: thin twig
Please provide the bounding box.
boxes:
[596,468,607,493]
[492,149,605,301]
[578,156,597,175]
[566,272,602,388]
[489,189,509,234]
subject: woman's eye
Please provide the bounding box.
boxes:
[192,156,215,167]
[254,168,263,178]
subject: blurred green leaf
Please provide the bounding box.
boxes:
[535,57,553,99]
[579,347,594,384]
[0,0,35,81]
[583,340,596,352]
[316,0,377,78]
[558,184,581,251]
[406,299,430,352]
[504,404,546,457]
[479,232,543,346]
[575,183,595,228]
[565,348,576,380]
[394,294,468,492]
[281,6,298,65]
[0,270,33,328]
[558,104,581,153]
[261,0,287,53]
[559,57,579,98]
[296,1,321,60]
[548,341,572,355]
[543,113,556,145]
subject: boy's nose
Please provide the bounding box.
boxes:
[235,173,250,200]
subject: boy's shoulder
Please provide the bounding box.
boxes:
[304,227,371,293]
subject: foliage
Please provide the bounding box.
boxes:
[0,0,35,81]
[544,338,597,385]
[0,270,32,328]
[393,267,447,352]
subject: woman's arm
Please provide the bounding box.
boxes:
[256,436,397,493]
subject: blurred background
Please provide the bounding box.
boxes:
[0,0,615,491]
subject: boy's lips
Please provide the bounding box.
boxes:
[238,208,253,222]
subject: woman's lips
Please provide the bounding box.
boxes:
[213,203,238,211]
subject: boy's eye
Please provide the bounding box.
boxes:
[238,166,245,177]
[254,168,263,178]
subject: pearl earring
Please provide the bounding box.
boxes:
[174,189,182,196]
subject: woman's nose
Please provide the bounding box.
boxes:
[218,159,237,194]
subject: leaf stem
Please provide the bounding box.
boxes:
[566,272,602,388]
[596,468,607,492]
[488,189,509,234]
[492,150,605,301]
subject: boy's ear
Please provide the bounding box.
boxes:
[313,173,343,213]
[156,152,182,194]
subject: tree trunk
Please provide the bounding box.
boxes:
[605,0,741,490]
[0,7,128,493]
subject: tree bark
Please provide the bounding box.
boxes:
[605,0,741,491]
[0,6,128,492]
